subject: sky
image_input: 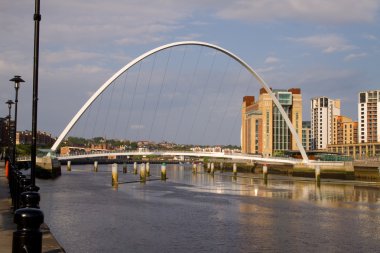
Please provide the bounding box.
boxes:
[0,0,379,145]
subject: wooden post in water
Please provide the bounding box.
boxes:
[161,163,167,181]
[67,161,71,172]
[133,162,137,174]
[140,163,146,183]
[123,163,127,173]
[146,162,150,177]
[263,164,268,184]
[112,163,118,187]
[315,165,321,186]
[233,163,237,177]
[94,161,98,172]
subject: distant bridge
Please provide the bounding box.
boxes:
[50,41,309,163]
[56,150,302,165]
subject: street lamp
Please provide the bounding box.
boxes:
[5,100,14,159]
[9,75,25,166]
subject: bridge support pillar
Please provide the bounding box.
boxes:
[192,163,197,174]
[220,162,223,173]
[94,161,98,172]
[123,163,127,173]
[207,163,211,173]
[210,163,214,176]
[67,161,71,172]
[315,165,321,186]
[133,162,137,174]
[140,163,146,183]
[112,163,118,187]
[146,162,150,177]
[161,163,166,181]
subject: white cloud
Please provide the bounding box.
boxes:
[288,34,355,53]
[264,56,280,64]
[44,50,103,64]
[130,124,144,129]
[363,34,378,40]
[256,66,275,73]
[216,0,379,24]
[344,52,367,61]
[176,33,202,41]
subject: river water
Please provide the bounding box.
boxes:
[38,164,380,253]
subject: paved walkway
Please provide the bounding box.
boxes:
[0,161,65,253]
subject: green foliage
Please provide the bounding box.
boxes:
[66,136,88,147]
[16,144,31,156]
[273,150,285,157]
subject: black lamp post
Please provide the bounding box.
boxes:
[30,0,41,188]
[12,2,44,252]
[9,75,25,166]
[5,100,14,159]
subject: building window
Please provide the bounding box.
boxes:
[360,93,366,103]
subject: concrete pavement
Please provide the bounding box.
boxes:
[0,160,65,253]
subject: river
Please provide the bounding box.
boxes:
[38,164,380,252]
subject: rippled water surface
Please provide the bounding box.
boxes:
[38,164,380,252]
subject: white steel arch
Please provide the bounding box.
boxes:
[50,41,309,163]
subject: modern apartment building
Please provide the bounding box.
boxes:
[332,115,358,145]
[358,90,380,143]
[311,97,340,150]
[241,88,302,157]
[302,121,312,151]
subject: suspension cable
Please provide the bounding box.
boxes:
[173,46,203,143]
[227,75,254,145]
[201,58,231,143]
[124,61,142,141]
[90,91,104,139]
[111,72,129,139]
[148,48,172,141]
[213,66,244,145]
[186,50,217,145]
[137,53,158,140]
[161,46,187,141]
[102,78,117,139]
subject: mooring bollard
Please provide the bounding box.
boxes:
[315,165,321,186]
[20,191,40,209]
[233,163,237,177]
[67,161,71,172]
[210,163,214,176]
[13,207,44,253]
[14,174,26,211]
[133,162,137,174]
[161,163,167,181]
[94,161,98,172]
[263,164,268,184]
[123,163,127,174]
[112,163,118,187]
[146,162,150,177]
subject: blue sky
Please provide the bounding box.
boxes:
[0,0,379,145]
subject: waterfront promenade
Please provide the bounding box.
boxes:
[0,161,65,253]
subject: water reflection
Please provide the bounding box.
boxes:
[60,163,380,206]
[42,163,380,253]
[160,164,380,207]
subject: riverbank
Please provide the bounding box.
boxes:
[0,160,65,253]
